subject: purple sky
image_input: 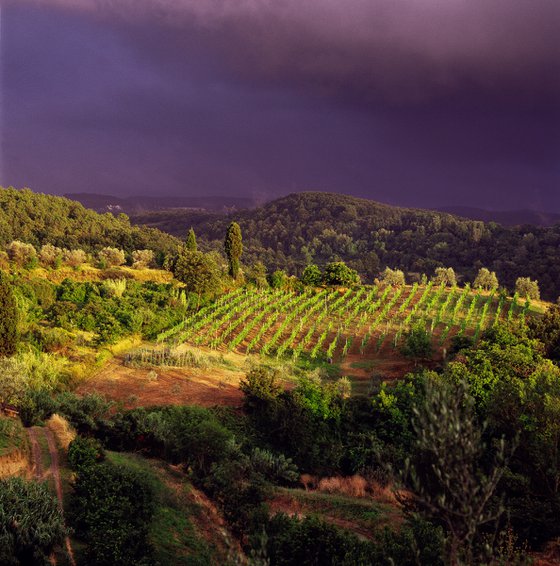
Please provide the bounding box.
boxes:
[2,0,559,210]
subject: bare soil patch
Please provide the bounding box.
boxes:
[77,358,245,409]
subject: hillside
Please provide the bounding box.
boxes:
[435,205,560,227]
[0,187,179,259]
[131,191,560,300]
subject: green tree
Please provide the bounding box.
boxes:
[173,250,221,303]
[0,477,66,565]
[301,264,322,286]
[528,304,560,362]
[0,271,17,357]
[515,276,540,300]
[0,358,26,410]
[473,267,498,291]
[432,267,457,287]
[224,221,243,279]
[401,322,433,363]
[323,261,360,286]
[185,227,197,251]
[247,261,268,288]
[405,379,512,565]
[381,266,406,286]
[269,270,287,289]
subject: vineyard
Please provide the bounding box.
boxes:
[157,284,532,363]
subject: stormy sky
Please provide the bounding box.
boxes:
[1,0,559,210]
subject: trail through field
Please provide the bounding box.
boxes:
[27,427,45,480]
[27,427,76,566]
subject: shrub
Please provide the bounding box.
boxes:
[401,322,433,363]
[323,261,360,286]
[432,266,457,287]
[6,240,37,268]
[68,435,105,474]
[0,271,18,357]
[98,247,126,267]
[63,248,87,268]
[474,267,499,291]
[46,413,76,450]
[515,277,540,300]
[269,270,287,289]
[381,266,405,286]
[69,461,155,565]
[301,264,322,286]
[0,358,27,410]
[131,249,155,269]
[39,243,63,267]
[102,278,127,298]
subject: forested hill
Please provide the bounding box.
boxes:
[0,187,179,258]
[132,191,560,300]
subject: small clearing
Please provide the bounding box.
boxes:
[78,358,245,409]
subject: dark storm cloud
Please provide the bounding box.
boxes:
[1,0,559,210]
[11,0,560,102]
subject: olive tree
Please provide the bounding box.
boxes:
[515,277,540,300]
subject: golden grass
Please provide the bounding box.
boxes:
[317,475,368,498]
[46,414,76,451]
[301,473,402,504]
[25,264,174,284]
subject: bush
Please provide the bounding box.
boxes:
[68,435,105,474]
[323,261,360,286]
[63,248,87,268]
[39,243,63,267]
[381,266,405,286]
[131,249,155,269]
[269,270,287,289]
[474,267,499,291]
[301,264,322,286]
[69,461,155,566]
[432,266,457,287]
[6,240,37,268]
[98,247,126,267]
[515,277,540,300]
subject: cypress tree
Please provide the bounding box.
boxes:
[185,228,197,251]
[224,221,243,279]
[0,272,17,357]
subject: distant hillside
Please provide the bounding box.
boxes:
[132,191,560,300]
[436,206,560,227]
[65,192,257,214]
[0,187,179,259]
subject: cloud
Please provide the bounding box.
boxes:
[8,0,560,103]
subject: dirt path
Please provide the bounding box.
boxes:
[27,427,76,566]
[27,427,45,480]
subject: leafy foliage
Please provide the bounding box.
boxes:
[224,221,243,279]
[0,477,66,566]
[173,249,222,297]
[0,271,17,357]
[69,461,155,566]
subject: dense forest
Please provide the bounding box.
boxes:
[132,192,560,301]
[0,187,179,262]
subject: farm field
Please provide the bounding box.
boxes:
[156,283,535,364]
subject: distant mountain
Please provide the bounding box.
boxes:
[64,193,258,215]
[132,191,560,300]
[435,206,560,227]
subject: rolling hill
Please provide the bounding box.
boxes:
[131,191,560,301]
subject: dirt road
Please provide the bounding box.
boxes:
[27,427,76,566]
